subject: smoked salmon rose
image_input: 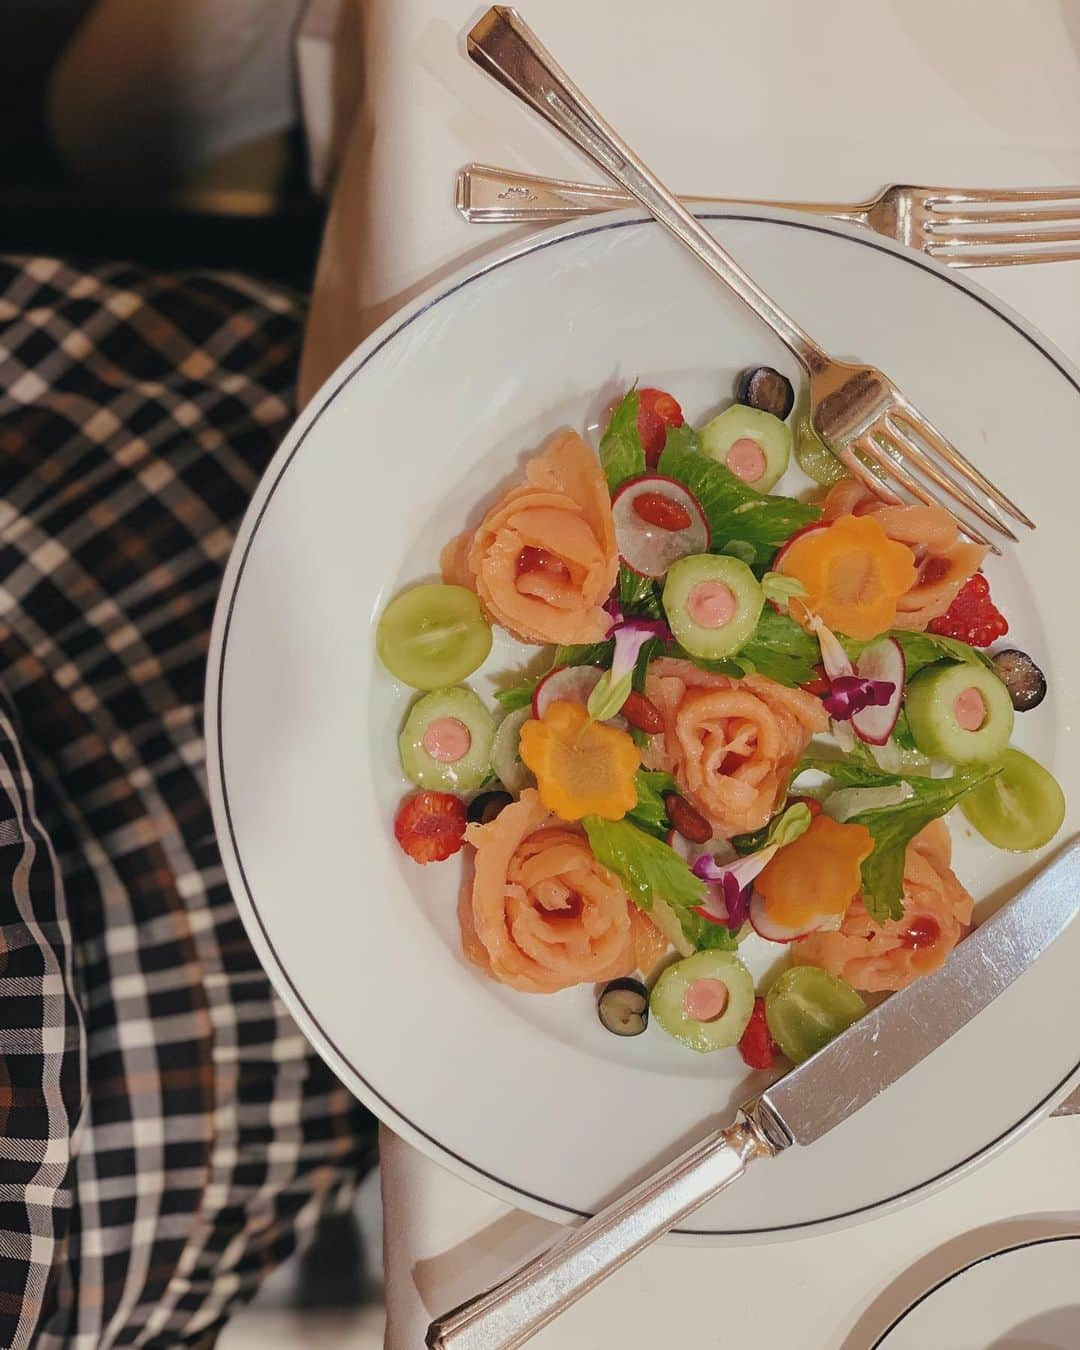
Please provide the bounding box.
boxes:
[792,819,974,992]
[440,431,618,646]
[821,480,986,631]
[459,789,634,993]
[643,658,827,837]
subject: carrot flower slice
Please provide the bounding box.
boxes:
[518,700,640,822]
[779,514,917,641]
[755,815,874,929]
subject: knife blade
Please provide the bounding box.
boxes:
[428,840,1080,1350]
[755,836,1080,1148]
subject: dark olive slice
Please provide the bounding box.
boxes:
[598,978,649,1037]
[991,649,1047,712]
[466,789,513,825]
[735,365,795,419]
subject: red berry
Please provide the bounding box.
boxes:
[637,388,684,469]
[928,572,1008,648]
[738,997,777,1071]
[800,665,831,699]
[394,791,467,864]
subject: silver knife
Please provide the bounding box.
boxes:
[427,839,1080,1349]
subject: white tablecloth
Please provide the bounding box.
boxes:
[297,2,1080,1345]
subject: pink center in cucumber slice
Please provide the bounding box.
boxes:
[422,717,471,763]
[687,581,737,630]
[611,474,709,580]
[683,978,729,1022]
[725,437,766,484]
[953,687,987,731]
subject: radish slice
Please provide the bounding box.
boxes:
[772,520,829,573]
[748,893,835,944]
[490,708,534,796]
[532,665,627,729]
[532,665,604,719]
[851,637,905,746]
[611,474,709,579]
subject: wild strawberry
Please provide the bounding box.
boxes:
[637,388,684,468]
[394,791,467,864]
[738,997,778,1071]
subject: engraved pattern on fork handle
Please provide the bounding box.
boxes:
[466,7,832,378]
[425,1109,779,1350]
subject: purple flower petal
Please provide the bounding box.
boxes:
[607,618,674,683]
[822,676,896,721]
[691,847,776,931]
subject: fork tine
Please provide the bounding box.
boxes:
[928,206,1080,227]
[944,246,1080,267]
[852,433,999,553]
[831,444,906,506]
[928,227,1080,248]
[889,405,1035,529]
[872,421,1012,543]
[925,186,1080,204]
[877,417,1017,541]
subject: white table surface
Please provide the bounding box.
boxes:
[296,2,1080,1345]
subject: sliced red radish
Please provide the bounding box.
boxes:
[611,474,709,579]
[772,519,829,573]
[851,636,905,746]
[749,893,834,944]
[532,664,604,719]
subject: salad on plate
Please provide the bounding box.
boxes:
[376,369,1065,1070]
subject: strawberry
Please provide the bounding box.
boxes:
[394,791,467,864]
[928,573,1009,648]
[738,997,777,1071]
[637,388,684,469]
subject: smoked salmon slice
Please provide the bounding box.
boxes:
[441,431,619,646]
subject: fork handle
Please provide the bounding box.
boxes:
[458,163,872,227]
[466,7,831,376]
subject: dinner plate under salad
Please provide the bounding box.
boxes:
[206,208,1080,1239]
[871,1233,1080,1348]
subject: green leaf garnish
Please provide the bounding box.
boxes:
[618,564,664,618]
[494,679,539,712]
[599,389,645,493]
[760,571,807,609]
[626,770,676,838]
[551,640,613,669]
[797,753,998,922]
[720,539,757,565]
[586,668,633,723]
[658,430,820,564]
[583,816,703,911]
[843,630,995,680]
[683,607,821,687]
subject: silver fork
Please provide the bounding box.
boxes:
[458,163,1080,269]
[467,8,1034,548]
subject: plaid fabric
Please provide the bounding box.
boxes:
[0,257,375,1348]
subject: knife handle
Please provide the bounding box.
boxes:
[425,1111,777,1350]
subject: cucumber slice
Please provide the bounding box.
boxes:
[905,663,1014,765]
[701,405,791,493]
[765,966,865,1064]
[377,583,492,691]
[399,687,495,791]
[649,951,755,1052]
[662,554,764,660]
[490,707,535,796]
[960,748,1066,852]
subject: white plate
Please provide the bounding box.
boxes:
[872,1234,1080,1348]
[206,209,1080,1239]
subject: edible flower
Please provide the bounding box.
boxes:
[780,514,917,641]
[690,802,813,930]
[807,612,897,723]
[587,619,671,722]
[755,815,874,930]
[519,700,640,822]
